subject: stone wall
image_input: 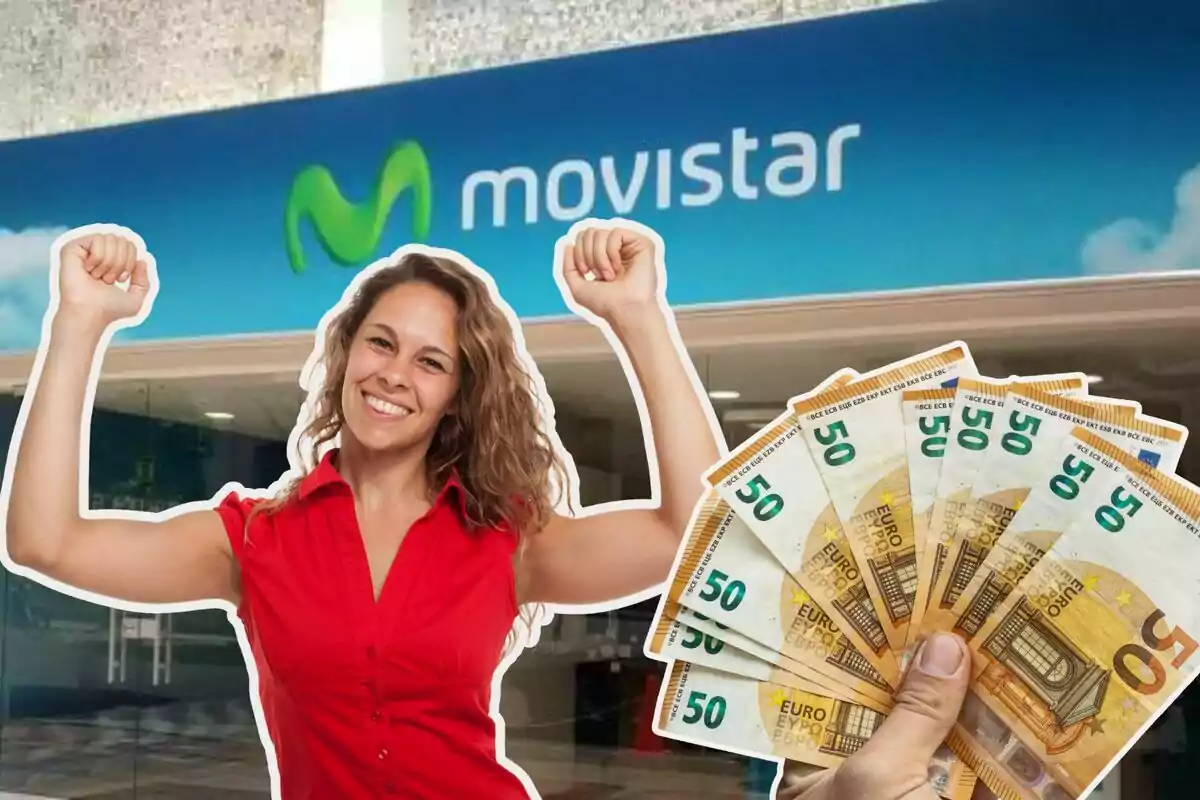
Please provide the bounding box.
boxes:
[0,0,911,141]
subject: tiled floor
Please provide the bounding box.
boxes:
[0,717,755,799]
[76,790,266,800]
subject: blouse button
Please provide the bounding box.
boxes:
[378,748,389,760]
[371,710,382,722]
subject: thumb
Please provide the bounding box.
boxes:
[128,259,152,298]
[860,633,971,767]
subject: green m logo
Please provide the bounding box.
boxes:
[284,140,433,274]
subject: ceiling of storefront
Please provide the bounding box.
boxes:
[80,332,1200,444]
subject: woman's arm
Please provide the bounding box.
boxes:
[4,232,237,608]
[518,224,723,607]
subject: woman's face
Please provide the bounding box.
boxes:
[340,281,461,454]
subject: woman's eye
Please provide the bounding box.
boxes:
[422,358,446,371]
[368,337,392,349]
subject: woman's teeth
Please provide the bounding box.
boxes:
[365,394,410,417]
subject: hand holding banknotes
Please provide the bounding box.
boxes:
[778,633,996,800]
[649,341,1196,800]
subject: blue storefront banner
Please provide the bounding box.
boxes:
[0,0,1197,351]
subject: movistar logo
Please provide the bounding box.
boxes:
[284,140,432,274]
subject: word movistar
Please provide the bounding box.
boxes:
[460,124,861,231]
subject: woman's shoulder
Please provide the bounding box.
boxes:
[213,474,304,518]
[214,488,267,521]
[211,487,290,558]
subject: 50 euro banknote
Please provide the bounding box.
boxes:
[655,660,979,800]
[935,399,1187,645]
[664,492,897,706]
[948,427,1200,800]
[916,382,1182,640]
[788,342,978,659]
[908,375,1088,651]
[704,367,905,682]
[704,401,902,688]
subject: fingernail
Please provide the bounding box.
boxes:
[918,633,964,677]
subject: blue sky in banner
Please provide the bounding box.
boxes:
[0,0,1197,350]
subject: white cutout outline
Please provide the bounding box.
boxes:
[0,216,727,799]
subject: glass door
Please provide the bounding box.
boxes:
[115,380,284,797]
[0,391,142,796]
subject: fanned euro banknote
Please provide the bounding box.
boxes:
[644,341,1195,800]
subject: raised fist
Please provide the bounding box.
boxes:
[557,223,662,323]
[56,231,153,325]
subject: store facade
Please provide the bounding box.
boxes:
[0,0,1197,796]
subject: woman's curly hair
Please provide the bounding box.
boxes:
[245,252,572,567]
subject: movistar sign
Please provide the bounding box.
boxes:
[284,123,860,272]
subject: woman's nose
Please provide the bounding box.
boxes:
[377,359,413,389]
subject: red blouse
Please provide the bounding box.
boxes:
[215,449,532,799]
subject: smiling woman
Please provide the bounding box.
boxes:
[1,221,725,799]
[245,250,566,557]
